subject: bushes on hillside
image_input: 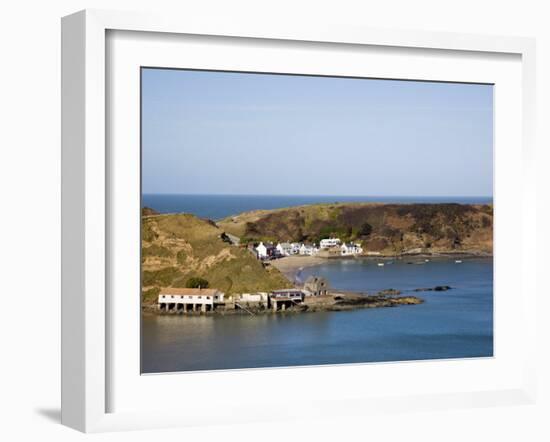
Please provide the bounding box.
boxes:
[185,277,210,289]
[358,222,373,237]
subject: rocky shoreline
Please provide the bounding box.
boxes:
[143,289,431,317]
[141,250,462,316]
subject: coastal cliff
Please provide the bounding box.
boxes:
[141,211,292,305]
[217,202,493,256]
[142,202,492,307]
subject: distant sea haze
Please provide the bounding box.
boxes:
[142,194,493,220]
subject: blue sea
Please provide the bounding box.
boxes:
[142,194,492,220]
[141,194,493,373]
[142,257,493,373]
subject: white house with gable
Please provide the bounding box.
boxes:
[341,242,363,256]
[276,242,293,256]
[256,241,277,259]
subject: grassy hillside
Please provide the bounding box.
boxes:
[141,213,292,305]
[217,202,493,255]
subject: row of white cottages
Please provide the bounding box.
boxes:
[255,238,363,259]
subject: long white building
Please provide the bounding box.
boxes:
[158,287,225,313]
[320,238,341,249]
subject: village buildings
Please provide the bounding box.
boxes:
[276,241,314,256]
[276,242,293,256]
[158,287,310,313]
[256,237,363,260]
[299,243,319,255]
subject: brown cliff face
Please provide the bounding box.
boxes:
[217,203,493,255]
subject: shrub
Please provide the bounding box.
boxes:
[185,277,210,289]
[359,222,373,237]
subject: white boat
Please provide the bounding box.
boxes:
[455,260,462,263]
[425,259,430,262]
[377,262,385,267]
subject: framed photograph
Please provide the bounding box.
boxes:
[61,9,537,432]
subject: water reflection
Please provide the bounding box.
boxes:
[142,258,493,373]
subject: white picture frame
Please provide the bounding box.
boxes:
[61,9,537,433]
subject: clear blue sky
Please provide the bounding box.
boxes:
[142,68,493,197]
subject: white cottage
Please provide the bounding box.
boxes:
[341,242,363,256]
[256,241,277,259]
[276,242,292,256]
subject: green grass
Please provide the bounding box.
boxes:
[141,213,292,304]
[142,266,182,287]
[142,244,173,258]
[142,287,161,303]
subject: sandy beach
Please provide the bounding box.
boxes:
[270,255,327,282]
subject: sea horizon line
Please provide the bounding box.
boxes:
[142,193,493,199]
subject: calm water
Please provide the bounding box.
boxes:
[142,194,492,220]
[141,258,493,373]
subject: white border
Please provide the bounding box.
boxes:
[61,9,537,433]
[110,28,521,412]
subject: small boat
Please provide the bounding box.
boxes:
[377,262,385,267]
[425,259,430,262]
[455,260,462,263]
